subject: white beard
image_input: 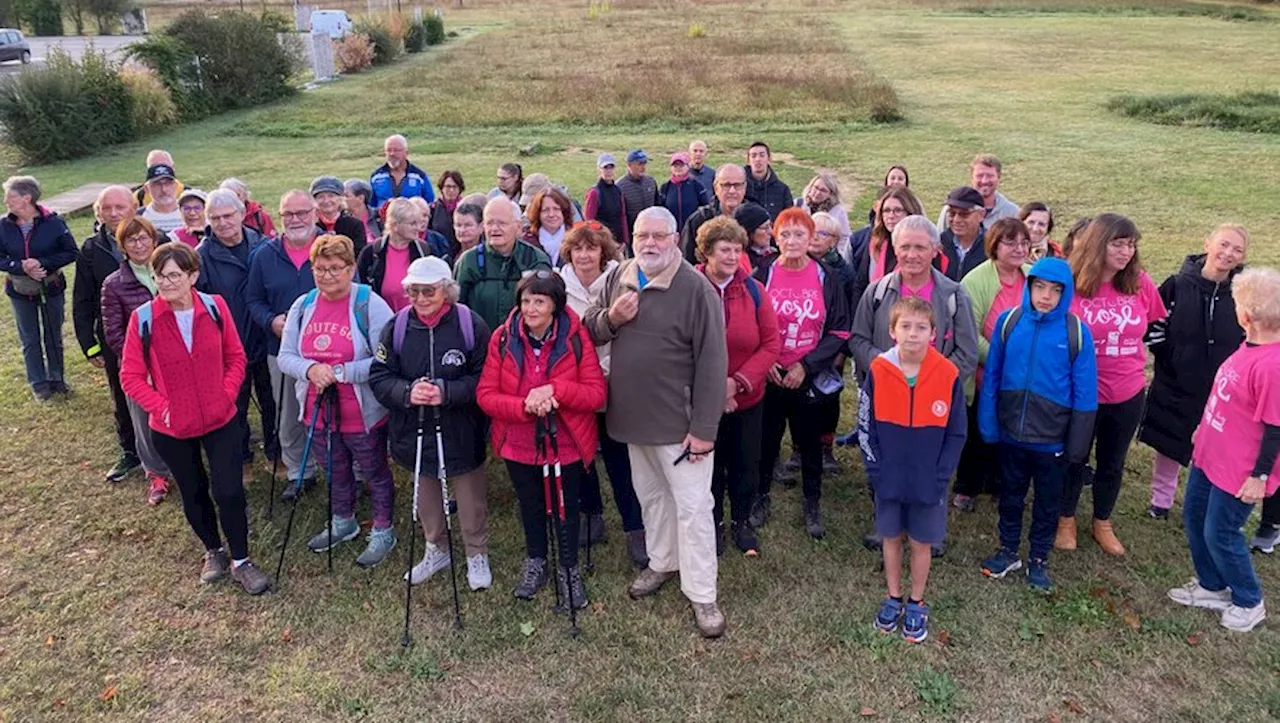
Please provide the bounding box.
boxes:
[636,246,680,277]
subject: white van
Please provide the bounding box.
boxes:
[310,10,352,39]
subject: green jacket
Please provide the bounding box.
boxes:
[454,240,552,330]
[961,258,1030,402]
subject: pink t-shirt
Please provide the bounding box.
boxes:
[768,260,827,368]
[901,276,934,302]
[1071,273,1167,404]
[978,277,1026,387]
[380,244,412,312]
[301,294,365,434]
[1192,342,1280,497]
[285,239,313,270]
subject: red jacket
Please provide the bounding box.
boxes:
[701,265,780,411]
[119,293,247,440]
[477,307,606,466]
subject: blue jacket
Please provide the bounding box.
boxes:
[369,161,434,209]
[977,257,1098,462]
[196,227,268,363]
[1,207,78,299]
[245,237,316,356]
[659,176,710,232]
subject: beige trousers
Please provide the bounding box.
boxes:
[628,443,718,604]
[416,468,490,557]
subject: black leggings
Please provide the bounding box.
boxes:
[1062,389,1146,521]
[506,459,583,567]
[235,360,278,463]
[759,384,824,501]
[153,420,250,560]
[103,347,136,456]
[714,403,763,525]
[954,402,999,497]
[579,413,644,531]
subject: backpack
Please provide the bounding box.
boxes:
[999,306,1084,363]
[871,273,957,320]
[137,291,223,365]
[391,302,477,355]
[744,276,763,309]
[497,321,582,364]
[299,284,371,350]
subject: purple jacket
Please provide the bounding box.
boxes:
[101,262,156,359]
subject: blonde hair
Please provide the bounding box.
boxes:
[1232,267,1280,331]
[1209,223,1249,247]
[310,234,355,266]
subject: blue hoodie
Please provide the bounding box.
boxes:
[977,257,1098,462]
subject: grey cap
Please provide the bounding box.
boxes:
[596,153,616,169]
[309,175,344,197]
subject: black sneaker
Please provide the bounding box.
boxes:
[862,532,883,551]
[106,452,141,483]
[554,565,589,612]
[513,557,548,600]
[1147,505,1170,520]
[748,494,771,529]
[732,520,760,557]
[52,381,71,395]
[625,529,649,568]
[715,521,726,558]
[803,498,825,539]
[280,477,316,502]
[32,387,54,402]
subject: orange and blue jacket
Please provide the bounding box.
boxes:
[857,345,968,505]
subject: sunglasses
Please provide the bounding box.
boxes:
[521,269,556,280]
[406,284,444,298]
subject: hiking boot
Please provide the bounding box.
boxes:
[902,600,930,643]
[1026,558,1053,592]
[732,521,760,557]
[355,526,397,568]
[1091,518,1125,557]
[862,532,883,552]
[32,387,54,402]
[692,601,725,638]
[1250,525,1279,554]
[1054,517,1077,551]
[715,521,726,558]
[1220,601,1267,633]
[1167,579,1232,611]
[1147,505,1170,520]
[467,554,492,591]
[201,549,230,583]
[952,494,975,512]
[52,381,71,395]
[748,494,771,529]
[803,498,825,539]
[626,529,649,568]
[231,560,272,595]
[554,565,589,612]
[106,452,141,483]
[306,515,360,553]
[146,473,169,506]
[875,597,903,634]
[513,557,548,600]
[405,543,451,585]
[280,477,316,502]
[821,444,841,474]
[628,567,677,600]
[981,548,1023,579]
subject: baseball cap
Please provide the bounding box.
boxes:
[626,149,649,163]
[945,186,985,210]
[145,164,176,183]
[309,175,344,198]
[403,256,453,286]
[596,153,616,169]
[178,188,208,205]
[670,152,690,166]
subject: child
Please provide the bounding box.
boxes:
[977,258,1098,591]
[858,297,967,643]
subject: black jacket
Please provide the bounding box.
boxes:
[428,199,457,257]
[316,212,369,259]
[368,305,492,476]
[681,201,724,264]
[196,227,268,363]
[744,166,792,221]
[72,223,125,358]
[1137,255,1245,465]
[940,229,987,282]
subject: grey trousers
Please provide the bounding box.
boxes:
[268,354,316,481]
[125,397,172,477]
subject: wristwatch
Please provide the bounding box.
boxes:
[333,364,346,382]
[1260,473,1270,483]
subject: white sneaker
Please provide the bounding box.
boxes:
[1167,579,1232,611]
[1220,601,1266,633]
[404,544,450,585]
[467,553,492,591]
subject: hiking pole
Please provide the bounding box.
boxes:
[325,385,338,575]
[275,393,325,586]
[548,413,580,637]
[401,405,426,648]
[537,417,562,612]
[266,371,287,520]
[435,402,463,630]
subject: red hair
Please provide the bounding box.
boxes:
[772,207,814,238]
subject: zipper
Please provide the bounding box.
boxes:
[908,380,915,427]
[1016,321,1041,437]
[1207,283,1218,350]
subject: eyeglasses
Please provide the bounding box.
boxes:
[633,232,673,243]
[123,233,154,247]
[717,182,746,191]
[999,239,1031,249]
[881,206,907,217]
[208,212,239,224]
[406,284,443,298]
[313,265,351,279]
[156,271,189,285]
[181,205,205,214]
[815,231,837,239]
[281,210,314,220]
[521,269,556,280]
[950,208,981,218]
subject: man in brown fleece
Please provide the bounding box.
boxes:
[584,206,729,638]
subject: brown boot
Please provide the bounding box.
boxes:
[1091,518,1125,557]
[1054,517,1077,551]
[628,568,677,599]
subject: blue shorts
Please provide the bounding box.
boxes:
[874,499,947,545]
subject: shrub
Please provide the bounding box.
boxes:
[404,21,425,53]
[125,34,206,117]
[0,48,135,162]
[22,0,65,35]
[422,15,444,45]
[333,33,375,73]
[687,22,705,38]
[354,17,402,65]
[119,64,177,135]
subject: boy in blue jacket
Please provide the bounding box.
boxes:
[978,257,1098,591]
[858,297,967,643]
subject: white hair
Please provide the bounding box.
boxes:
[1233,267,1280,331]
[891,214,941,248]
[484,195,521,221]
[635,206,677,236]
[219,177,249,198]
[385,134,408,148]
[206,188,245,214]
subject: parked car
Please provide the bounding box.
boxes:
[309,10,352,39]
[0,29,31,64]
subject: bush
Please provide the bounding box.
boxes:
[354,17,402,65]
[125,34,206,117]
[422,15,444,45]
[0,48,135,162]
[404,21,425,53]
[333,33,375,73]
[21,0,64,35]
[119,65,177,135]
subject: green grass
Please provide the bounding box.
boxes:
[1108,91,1280,133]
[3,0,1280,720]
[943,1,1276,22]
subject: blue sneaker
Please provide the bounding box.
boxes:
[981,548,1023,579]
[875,597,904,634]
[902,600,930,643]
[1026,558,1054,592]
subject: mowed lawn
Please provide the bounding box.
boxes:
[2,0,1280,720]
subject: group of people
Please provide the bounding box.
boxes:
[2,137,1276,641]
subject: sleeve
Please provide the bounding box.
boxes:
[549,327,608,412]
[343,292,392,384]
[421,174,436,204]
[474,330,531,424]
[856,373,880,483]
[977,309,1009,444]
[100,282,127,359]
[440,313,490,407]
[0,236,19,274]
[936,378,969,484]
[275,298,313,381]
[697,181,711,207]
[1145,275,1175,352]
[1143,272,1169,323]
[733,281,780,397]
[583,265,620,345]
[688,283,729,442]
[71,242,101,357]
[963,273,992,365]
[40,220,79,272]
[369,318,414,410]
[1066,323,1099,465]
[848,284,881,374]
[217,296,247,403]
[1253,425,1280,479]
[681,213,700,265]
[118,308,167,417]
[356,244,375,286]
[583,188,600,220]
[801,268,852,376]
[948,286,981,382]
[245,251,277,332]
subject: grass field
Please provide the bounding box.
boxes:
[3,0,1280,720]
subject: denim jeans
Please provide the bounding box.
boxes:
[997,444,1066,561]
[311,423,395,529]
[10,291,65,392]
[1183,466,1262,608]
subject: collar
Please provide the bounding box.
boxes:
[618,256,680,292]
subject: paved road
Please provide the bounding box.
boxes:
[0,35,138,75]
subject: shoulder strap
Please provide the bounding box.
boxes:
[458,303,475,352]
[946,289,957,321]
[570,331,582,362]
[353,284,370,343]
[413,239,429,258]
[871,274,894,311]
[392,306,412,355]
[196,291,222,330]
[745,276,762,309]
[137,302,154,364]
[298,288,319,330]
[1066,313,1083,363]
[999,306,1024,345]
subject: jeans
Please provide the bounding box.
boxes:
[713,402,763,525]
[236,360,278,463]
[152,420,250,560]
[759,384,824,501]
[955,402,1000,497]
[997,444,1066,561]
[1062,389,1145,521]
[1182,466,1261,608]
[10,291,65,392]
[102,346,137,456]
[507,459,583,567]
[580,413,644,532]
[312,423,395,528]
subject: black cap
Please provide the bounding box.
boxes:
[732,202,772,234]
[946,186,984,210]
[145,164,176,183]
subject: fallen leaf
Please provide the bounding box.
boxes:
[1064,698,1086,715]
[280,627,293,644]
[1047,712,1062,723]
[45,635,54,648]
[1186,632,1204,647]
[1121,611,1141,632]
[99,685,117,702]
[859,706,877,717]
[519,621,535,637]
[935,630,952,647]
[362,600,373,613]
